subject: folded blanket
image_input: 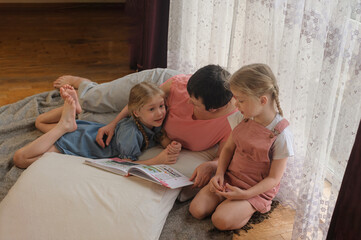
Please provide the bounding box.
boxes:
[0,90,63,201]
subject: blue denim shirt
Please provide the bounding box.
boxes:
[112,117,162,160]
[55,117,162,160]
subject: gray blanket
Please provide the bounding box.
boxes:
[0,90,62,201]
[0,90,233,240]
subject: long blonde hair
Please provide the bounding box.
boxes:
[128,82,165,150]
[228,63,283,116]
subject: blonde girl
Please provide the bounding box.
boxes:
[189,63,294,230]
[14,82,181,169]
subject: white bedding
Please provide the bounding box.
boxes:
[0,146,217,240]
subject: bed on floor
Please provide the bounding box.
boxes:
[0,70,236,240]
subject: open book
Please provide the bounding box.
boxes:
[84,158,193,189]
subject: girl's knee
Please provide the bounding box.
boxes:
[189,200,207,220]
[35,114,44,130]
[212,210,250,231]
[35,119,41,130]
[13,149,28,169]
[211,211,239,231]
[35,113,48,128]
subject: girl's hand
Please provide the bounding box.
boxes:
[209,174,225,192]
[156,149,178,165]
[167,141,182,154]
[96,123,116,148]
[215,183,249,200]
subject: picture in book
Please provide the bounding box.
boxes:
[84,158,193,189]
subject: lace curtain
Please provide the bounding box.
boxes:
[168,0,361,239]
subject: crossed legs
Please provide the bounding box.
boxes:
[13,86,79,168]
[189,183,256,230]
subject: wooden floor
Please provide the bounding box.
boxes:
[0,3,135,106]
[0,4,295,239]
[233,203,295,240]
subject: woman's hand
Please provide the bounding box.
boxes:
[167,141,182,154]
[189,161,217,188]
[96,123,117,148]
[215,183,249,200]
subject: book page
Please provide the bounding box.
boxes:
[84,159,193,189]
[129,165,193,189]
[84,159,139,176]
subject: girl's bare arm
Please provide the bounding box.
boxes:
[215,133,236,175]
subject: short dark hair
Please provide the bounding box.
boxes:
[187,64,233,110]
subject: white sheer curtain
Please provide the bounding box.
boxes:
[168,0,361,239]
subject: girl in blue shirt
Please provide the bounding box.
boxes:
[13,82,181,168]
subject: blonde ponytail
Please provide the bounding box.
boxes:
[131,113,149,150]
[273,89,283,116]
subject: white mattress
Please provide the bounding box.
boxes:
[0,146,216,240]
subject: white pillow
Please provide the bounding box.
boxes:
[0,146,215,240]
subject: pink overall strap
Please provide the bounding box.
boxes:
[272,119,290,136]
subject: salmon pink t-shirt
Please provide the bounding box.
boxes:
[162,75,237,151]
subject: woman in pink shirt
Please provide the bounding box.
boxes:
[94,65,237,187]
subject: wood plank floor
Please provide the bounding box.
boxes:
[0,4,295,239]
[233,203,295,240]
[0,3,135,106]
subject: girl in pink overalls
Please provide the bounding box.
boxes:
[189,63,294,230]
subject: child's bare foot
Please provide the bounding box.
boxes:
[57,95,77,133]
[60,84,82,114]
[53,75,91,89]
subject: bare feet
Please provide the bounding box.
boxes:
[53,75,91,89]
[57,95,77,133]
[60,84,82,114]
